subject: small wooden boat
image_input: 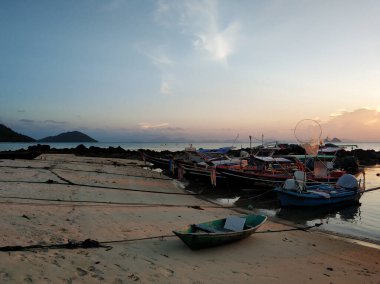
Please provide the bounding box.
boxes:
[173,214,267,250]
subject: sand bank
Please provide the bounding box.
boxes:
[0,154,378,283]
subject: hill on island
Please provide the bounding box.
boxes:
[0,124,36,142]
[38,131,98,143]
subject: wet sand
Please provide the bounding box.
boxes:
[0,154,379,283]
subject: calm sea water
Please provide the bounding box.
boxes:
[1,141,380,244]
[234,165,380,244]
[1,141,380,152]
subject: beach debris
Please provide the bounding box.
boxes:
[76,268,88,276]
[21,214,31,220]
[128,273,140,281]
[189,205,204,210]
[0,238,112,252]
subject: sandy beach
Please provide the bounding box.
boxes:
[0,154,379,283]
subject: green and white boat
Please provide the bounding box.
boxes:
[173,214,267,250]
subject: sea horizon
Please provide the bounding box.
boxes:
[1,141,380,152]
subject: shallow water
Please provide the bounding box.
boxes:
[212,166,380,244]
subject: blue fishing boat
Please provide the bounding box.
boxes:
[274,171,364,207]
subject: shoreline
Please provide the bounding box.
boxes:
[0,154,378,283]
[205,191,380,248]
[1,142,380,166]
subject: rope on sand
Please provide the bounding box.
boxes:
[0,164,172,181]
[0,223,323,252]
[0,239,112,252]
[0,197,234,209]
[0,180,197,196]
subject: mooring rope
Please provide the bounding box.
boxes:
[0,222,322,252]
[0,197,233,209]
[0,164,172,181]
[0,181,197,196]
[237,189,274,201]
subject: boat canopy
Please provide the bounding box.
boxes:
[253,156,292,163]
[319,146,344,153]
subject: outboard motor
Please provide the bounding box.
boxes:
[336,174,358,190]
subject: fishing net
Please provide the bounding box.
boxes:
[294,119,322,156]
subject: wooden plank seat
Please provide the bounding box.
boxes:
[191,224,233,233]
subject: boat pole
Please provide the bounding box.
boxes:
[249,135,252,153]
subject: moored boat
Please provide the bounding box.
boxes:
[273,172,364,207]
[173,214,267,250]
[175,146,239,186]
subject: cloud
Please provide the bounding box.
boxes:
[329,109,348,117]
[138,122,170,129]
[43,120,68,125]
[155,0,240,63]
[136,44,175,96]
[19,119,68,126]
[322,108,380,141]
[193,21,240,62]
[166,127,185,131]
[160,80,173,96]
[145,50,173,67]
[19,119,35,124]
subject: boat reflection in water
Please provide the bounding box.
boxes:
[214,191,362,232]
[276,203,361,226]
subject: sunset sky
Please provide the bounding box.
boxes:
[1,0,379,142]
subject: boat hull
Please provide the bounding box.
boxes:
[218,167,341,189]
[274,187,362,207]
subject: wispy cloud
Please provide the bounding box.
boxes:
[329,109,348,117]
[143,1,241,97]
[44,120,68,125]
[19,119,35,124]
[136,43,175,96]
[138,122,170,129]
[102,0,126,12]
[160,80,173,96]
[193,21,240,62]
[155,0,241,63]
[146,50,173,67]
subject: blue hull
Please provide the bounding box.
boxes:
[274,187,362,207]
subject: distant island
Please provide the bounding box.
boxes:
[0,124,35,142]
[38,131,97,143]
[324,137,342,143]
[0,124,97,143]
